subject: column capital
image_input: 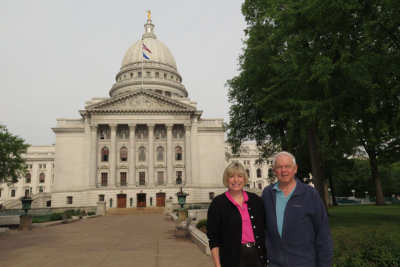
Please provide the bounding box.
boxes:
[184,124,191,131]
[90,124,98,132]
[109,124,117,131]
[128,123,136,130]
[147,123,155,129]
[166,123,173,130]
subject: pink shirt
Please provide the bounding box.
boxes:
[225,191,255,243]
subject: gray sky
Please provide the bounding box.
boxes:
[0,0,246,145]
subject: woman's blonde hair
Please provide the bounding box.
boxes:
[222,161,249,187]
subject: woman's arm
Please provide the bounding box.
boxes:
[211,247,221,267]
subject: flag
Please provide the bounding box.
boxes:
[143,43,152,53]
[143,52,150,60]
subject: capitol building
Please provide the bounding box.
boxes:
[0,16,274,209]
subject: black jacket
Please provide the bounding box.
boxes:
[207,191,267,267]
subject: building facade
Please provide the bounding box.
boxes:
[1,17,273,209]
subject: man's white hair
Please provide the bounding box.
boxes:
[273,151,296,166]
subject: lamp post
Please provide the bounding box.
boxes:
[176,187,189,222]
[19,193,33,231]
[351,189,355,198]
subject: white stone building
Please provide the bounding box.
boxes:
[1,17,274,209]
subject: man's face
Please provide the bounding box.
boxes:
[274,154,298,184]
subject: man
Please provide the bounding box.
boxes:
[261,151,333,267]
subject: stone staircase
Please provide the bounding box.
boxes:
[1,192,51,209]
[105,207,165,216]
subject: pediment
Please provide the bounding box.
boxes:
[85,90,195,113]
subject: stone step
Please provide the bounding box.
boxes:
[105,207,165,216]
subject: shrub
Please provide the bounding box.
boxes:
[87,211,95,216]
[196,219,207,229]
[50,213,63,221]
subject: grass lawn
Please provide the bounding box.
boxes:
[329,204,400,267]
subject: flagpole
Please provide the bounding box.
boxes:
[141,38,144,87]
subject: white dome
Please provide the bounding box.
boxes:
[121,38,177,71]
[109,19,187,98]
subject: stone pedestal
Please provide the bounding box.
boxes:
[177,209,188,223]
[19,215,32,231]
[97,201,106,216]
[165,199,173,214]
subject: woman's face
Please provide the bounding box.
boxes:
[227,172,245,193]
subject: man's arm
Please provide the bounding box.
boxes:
[312,189,333,267]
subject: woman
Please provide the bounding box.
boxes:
[207,162,266,267]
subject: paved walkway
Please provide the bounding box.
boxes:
[0,214,212,267]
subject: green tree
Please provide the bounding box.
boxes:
[0,125,29,184]
[227,0,400,206]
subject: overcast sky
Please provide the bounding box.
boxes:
[0,0,247,145]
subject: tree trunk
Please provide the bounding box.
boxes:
[367,152,386,206]
[307,125,329,209]
[328,175,338,206]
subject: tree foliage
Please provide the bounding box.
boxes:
[227,0,400,206]
[0,124,29,184]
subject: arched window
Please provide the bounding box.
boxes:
[101,147,109,162]
[157,146,164,161]
[25,173,31,183]
[39,173,45,183]
[268,168,273,177]
[257,168,262,178]
[120,147,128,162]
[175,146,182,160]
[138,147,146,161]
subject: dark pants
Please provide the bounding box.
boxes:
[239,245,263,267]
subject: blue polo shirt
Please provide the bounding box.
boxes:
[273,182,296,237]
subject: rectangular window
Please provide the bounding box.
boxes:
[139,172,145,186]
[164,73,167,79]
[176,171,182,184]
[209,192,215,200]
[130,73,133,78]
[138,72,142,78]
[11,190,16,197]
[157,171,164,185]
[46,200,51,207]
[25,189,30,196]
[67,196,73,205]
[155,72,159,78]
[99,194,105,202]
[101,173,108,187]
[120,172,127,186]
[146,72,150,77]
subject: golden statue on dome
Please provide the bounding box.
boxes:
[147,10,151,21]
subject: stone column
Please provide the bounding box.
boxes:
[191,117,199,184]
[148,124,155,186]
[109,124,117,187]
[166,124,174,185]
[184,124,192,184]
[89,124,98,187]
[128,124,136,186]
